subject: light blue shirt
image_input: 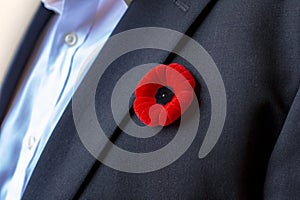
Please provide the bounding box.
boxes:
[0,0,127,199]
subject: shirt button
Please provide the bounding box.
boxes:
[27,136,36,150]
[64,32,78,46]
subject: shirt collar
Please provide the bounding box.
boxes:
[41,0,64,14]
[42,0,130,14]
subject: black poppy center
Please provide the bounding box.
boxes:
[155,86,174,105]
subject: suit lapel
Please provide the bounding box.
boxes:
[23,0,217,199]
[0,4,53,126]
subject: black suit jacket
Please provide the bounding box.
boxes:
[1,0,300,199]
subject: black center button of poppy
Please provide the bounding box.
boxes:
[155,86,174,105]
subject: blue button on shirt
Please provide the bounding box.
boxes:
[0,0,127,199]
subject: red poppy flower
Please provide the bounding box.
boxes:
[133,63,196,127]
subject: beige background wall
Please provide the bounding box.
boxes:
[0,0,40,86]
